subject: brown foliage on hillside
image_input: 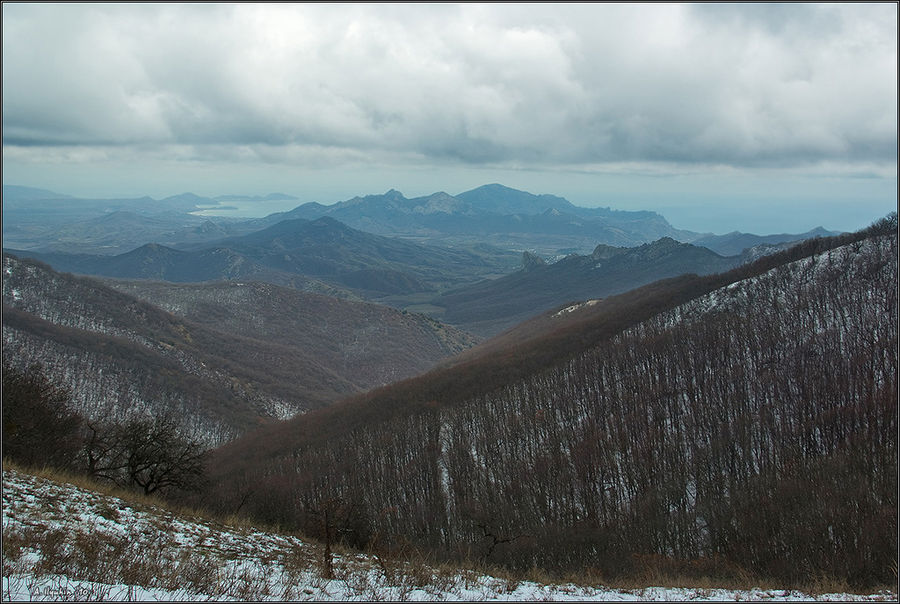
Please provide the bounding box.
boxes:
[198,223,897,587]
[2,254,478,442]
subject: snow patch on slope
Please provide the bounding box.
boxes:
[3,468,892,602]
[555,299,600,317]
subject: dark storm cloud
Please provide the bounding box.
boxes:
[2,3,896,172]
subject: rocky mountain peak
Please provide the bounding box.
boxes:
[522,251,546,271]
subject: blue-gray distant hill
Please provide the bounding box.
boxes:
[5,183,837,260]
[2,185,74,202]
[691,227,840,257]
[6,216,520,300]
[431,237,744,336]
[268,184,698,254]
[1,186,290,254]
[2,185,206,216]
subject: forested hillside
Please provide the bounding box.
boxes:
[199,222,897,588]
[104,279,478,386]
[7,466,887,601]
[1,254,477,444]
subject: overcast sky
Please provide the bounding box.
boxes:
[3,3,897,233]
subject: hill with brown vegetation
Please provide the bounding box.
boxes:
[7,465,889,601]
[195,216,897,589]
[2,253,478,444]
[103,279,478,389]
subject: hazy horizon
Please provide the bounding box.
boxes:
[4,175,894,236]
[3,3,897,235]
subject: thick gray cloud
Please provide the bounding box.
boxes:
[3,3,895,170]
[1,3,897,236]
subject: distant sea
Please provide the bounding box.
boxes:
[191,199,303,219]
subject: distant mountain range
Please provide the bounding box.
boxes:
[267,183,699,254]
[6,217,521,300]
[3,183,839,258]
[2,185,75,201]
[3,182,843,336]
[2,186,210,253]
[8,213,783,338]
[5,204,840,337]
[431,237,744,336]
[691,227,838,257]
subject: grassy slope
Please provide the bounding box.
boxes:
[3,464,893,602]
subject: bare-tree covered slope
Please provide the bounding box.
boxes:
[8,467,884,601]
[1,254,478,444]
[103,279,478,388]
[200,219,897,587]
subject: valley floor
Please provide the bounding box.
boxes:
[2,468,895,602]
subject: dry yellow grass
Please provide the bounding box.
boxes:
[4,459,896,600]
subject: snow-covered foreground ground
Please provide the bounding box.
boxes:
[2,468,895,602]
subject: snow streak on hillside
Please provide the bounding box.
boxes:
[204,229,896,586]
[3,468,892,601]
[664,234,895,331]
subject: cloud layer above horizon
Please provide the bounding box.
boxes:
[1,3,897,232]
[4,4,896,167]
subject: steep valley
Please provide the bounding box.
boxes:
[2,181,894,593]
[2,253,477,444]
[198,224,898,587]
